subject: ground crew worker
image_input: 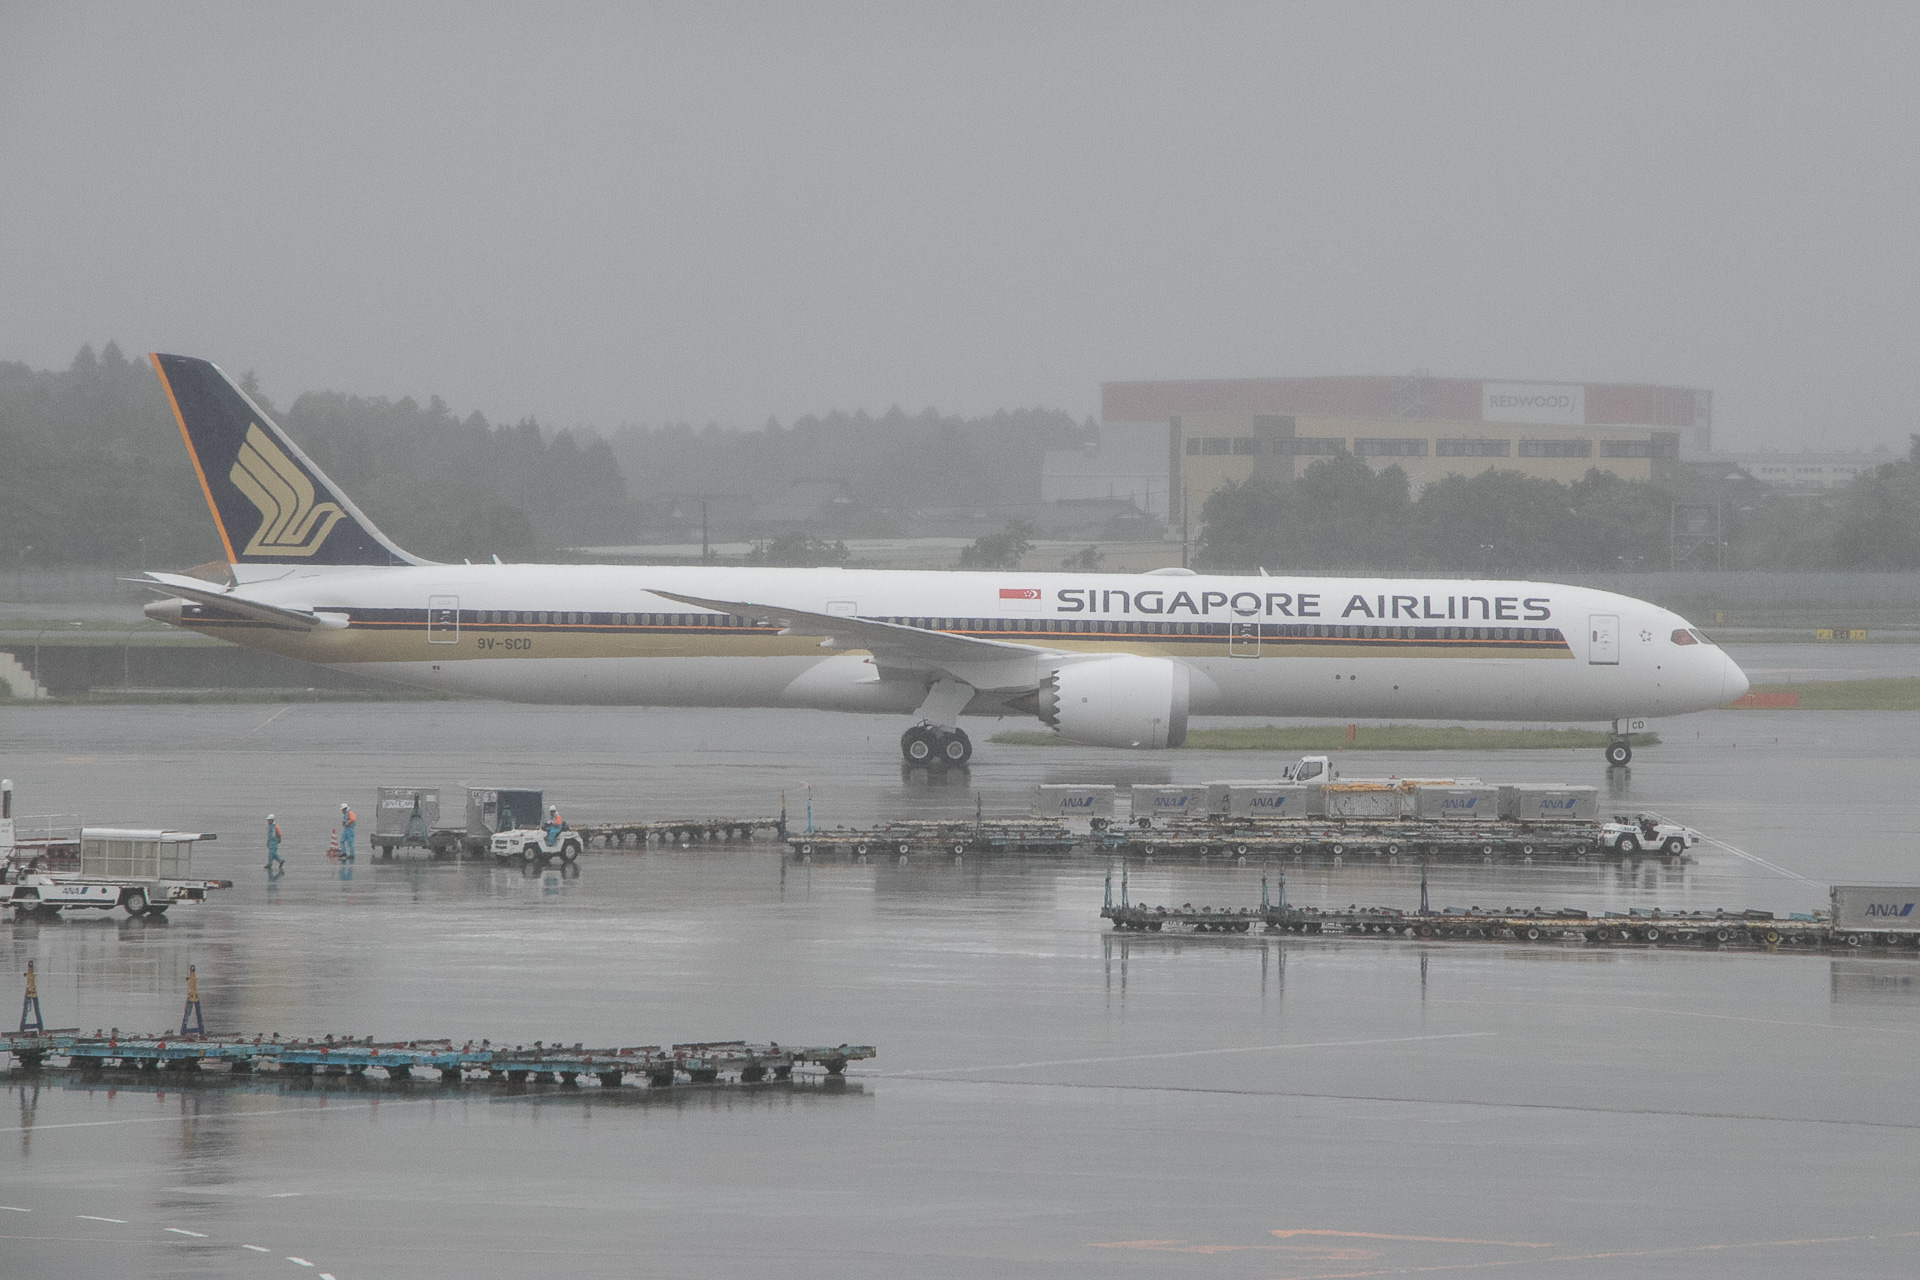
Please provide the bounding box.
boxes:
[340,803,357,858]
[265,814,284,870]
[544,806,564,842]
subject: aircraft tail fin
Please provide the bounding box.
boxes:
[148,353,425,567]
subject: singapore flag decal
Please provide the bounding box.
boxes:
[999,586,1041,612]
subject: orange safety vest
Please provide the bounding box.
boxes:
[343,810,356,826]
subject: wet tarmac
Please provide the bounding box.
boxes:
[4,693,1919,1278]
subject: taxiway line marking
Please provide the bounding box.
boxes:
[1271,1230,1549,1247]
[77,1215,127,1223]
[1693,832,1818,883]
[911,1075,1920,1129]
[165,1227,208,1237]
[1260,1229,1920,1279]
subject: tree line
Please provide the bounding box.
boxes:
[1196,444,1920,573]
[0,343,630,565]
[605,405,1092,529]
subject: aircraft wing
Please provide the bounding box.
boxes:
[132,571,349,632]
[649,590,1058,666]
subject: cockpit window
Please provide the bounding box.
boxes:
[1688,628,1715,645]
[1670,629,1697,645]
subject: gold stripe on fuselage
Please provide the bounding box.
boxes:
[175,618,1574,665]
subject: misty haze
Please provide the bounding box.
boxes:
[4,5,1919,1279]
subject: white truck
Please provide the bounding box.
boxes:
[489,824,583,865]
[3,827,231,919]
[1599,814,1702,858]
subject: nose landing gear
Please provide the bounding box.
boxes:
[901,722,972,766]
[1605,739,1632,767]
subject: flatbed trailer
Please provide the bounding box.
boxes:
[578,817,783,847]
[787,818,1078,858]
[1099,873,1899,950]
[1096,818,1655,863]
[1,1030,874,1084]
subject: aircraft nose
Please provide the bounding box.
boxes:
[1721,651,1750,704]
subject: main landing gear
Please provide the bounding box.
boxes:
[901,722,972,766]
[1605,719,1632,767]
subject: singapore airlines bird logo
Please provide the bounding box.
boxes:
[228,423,345,557]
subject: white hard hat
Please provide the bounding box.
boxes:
[341,802,349,809]
[268,814,275,821]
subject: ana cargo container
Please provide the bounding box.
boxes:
[373,787,441,853]
[1128,785,1209,827]
[466,787,544,844]
[1322,784,1405,821]
[1499,785,1600,824]
[1032,785,1116,824]
[1205,780,1283,816]
[1223,784,1321,820]
[1409,786,1501,822]
[1830,886,1920,945]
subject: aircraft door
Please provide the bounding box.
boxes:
[1229,620,1261,657]
[428,595,460,644]
[1588,613,1618,665]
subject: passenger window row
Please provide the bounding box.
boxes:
[453,612,1564,645]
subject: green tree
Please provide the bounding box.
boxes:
[1410,469,1576,571]
[745,533,852,566]
[1832,436,1920,567]
[1060,545,1104,571]
[959,519,1035,569]
[1195,453,1410,570]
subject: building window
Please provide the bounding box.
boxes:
[1201,438,1231,455]
[1601,436,1680,458]
[1232,437,1259,455]
[1275,437,1346,456]
[1518,439,1592,458]
[1354,438,1428,457]
[1436,438,1510,457]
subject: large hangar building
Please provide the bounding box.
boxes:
[1070,374,1711,528]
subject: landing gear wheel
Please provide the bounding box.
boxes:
[901,725,937,764]
[938,729,973,765]
[1605,739,1632,767]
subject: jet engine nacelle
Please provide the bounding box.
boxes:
[1037,654,1189,749]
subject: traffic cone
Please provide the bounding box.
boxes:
[326,829,341,859]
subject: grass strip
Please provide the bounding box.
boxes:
[991,725,1662,750]
[1737,678,1920,710]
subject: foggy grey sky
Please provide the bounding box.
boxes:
[3,2,1917,451]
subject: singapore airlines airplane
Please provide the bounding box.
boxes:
[138,354,1748,766]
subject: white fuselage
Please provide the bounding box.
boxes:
[151,564,1749,726]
